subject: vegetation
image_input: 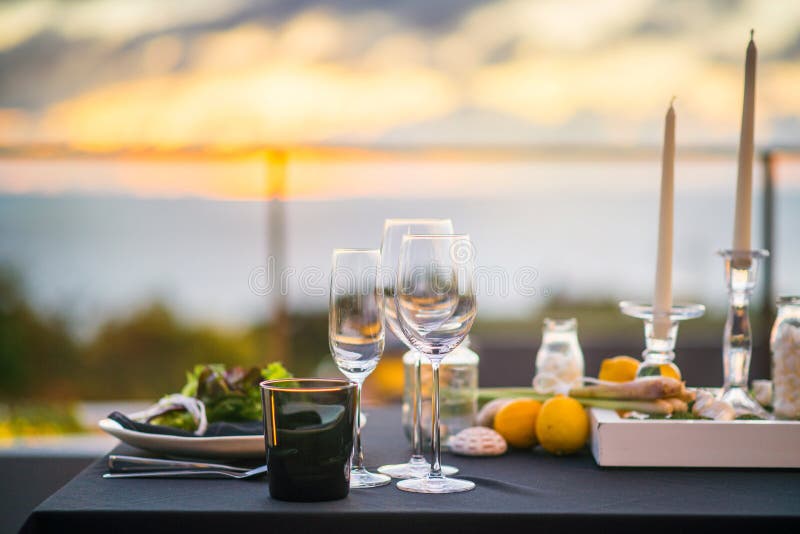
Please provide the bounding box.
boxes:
[0,402,84,436]
[150,363,292,431]
[0,267,760,404]
[0,268,81,400]
[0,268,326,402]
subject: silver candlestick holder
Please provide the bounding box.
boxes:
[619,301,705,379]
[718,249,770,418]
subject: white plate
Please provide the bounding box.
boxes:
[98,418,265,458]
[99,413,367,459]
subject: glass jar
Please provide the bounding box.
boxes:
[770,296,800,419]
[533,318,584,393]
[401,340,478,447]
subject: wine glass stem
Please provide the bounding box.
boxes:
[411,352,425,461]
[353,379,365,470]
[430,361,443,478]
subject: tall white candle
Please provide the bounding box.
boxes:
[733,31,757,252]
[653,101,675,339]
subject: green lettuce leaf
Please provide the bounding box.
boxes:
[158,362,292,430]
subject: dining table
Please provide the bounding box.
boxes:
[21,405,800,533]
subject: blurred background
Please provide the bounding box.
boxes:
[1,0,799,435]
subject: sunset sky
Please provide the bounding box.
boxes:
[0,0,799,198]
[1,1,799,327]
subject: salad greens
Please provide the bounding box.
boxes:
[150,363,291,431]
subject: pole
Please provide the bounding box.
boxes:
[266,150,290,364]
[758,150,775,378]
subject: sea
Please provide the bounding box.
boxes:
[1,156,798,337]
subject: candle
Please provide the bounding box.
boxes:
[653,101,675,339]
[733,31,757,253]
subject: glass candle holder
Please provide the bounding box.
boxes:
[718,249,770,418]
[619,301,705,379]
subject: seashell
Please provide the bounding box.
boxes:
[702,400,736,421]
[447,426,508,457]
[752,379,773,408]
[692,390,715,412]
[476,398,513,427]
[692,390,735,421]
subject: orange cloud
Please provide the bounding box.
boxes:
[39,61,456,148]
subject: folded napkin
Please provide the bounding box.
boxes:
[108,412,262,437]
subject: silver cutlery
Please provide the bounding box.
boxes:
[108,455,251,473]
[103,464,268,480]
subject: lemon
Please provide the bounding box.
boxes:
[659,363,682,380]
[598,355,640,382]
[535,396,589,455]
[493,398,542,449]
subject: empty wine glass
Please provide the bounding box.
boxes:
[395,235,477,494]
[329,249,391,489]
[377,219,458,480]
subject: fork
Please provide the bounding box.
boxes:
[108,454,251,473]
[103,464,268,480]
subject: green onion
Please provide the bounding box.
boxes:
[478,387,675,415]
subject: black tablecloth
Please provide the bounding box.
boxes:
[22,406,800,534]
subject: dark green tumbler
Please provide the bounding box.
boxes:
[260,378,357,502]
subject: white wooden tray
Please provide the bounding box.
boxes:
[590,408,800,468]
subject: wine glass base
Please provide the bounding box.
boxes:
[397,475,474,494]
[378,461,458,479]
[721,387,771,419]
[350,468,391,489]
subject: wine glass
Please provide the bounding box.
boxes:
[329,249,391,489]
[395,234,477,494]
[377,219,459,479]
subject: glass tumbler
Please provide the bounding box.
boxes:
[261,378,357,502]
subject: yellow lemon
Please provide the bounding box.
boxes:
[659,363,682,380]
[359,321,383,337]
[535,396,590,455]
[371,356,405,399]
[598,355,640,382]
[493,398,542,449]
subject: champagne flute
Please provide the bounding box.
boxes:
[395,235,477,494]
[329,249,391,489]
[377,219,458,479]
